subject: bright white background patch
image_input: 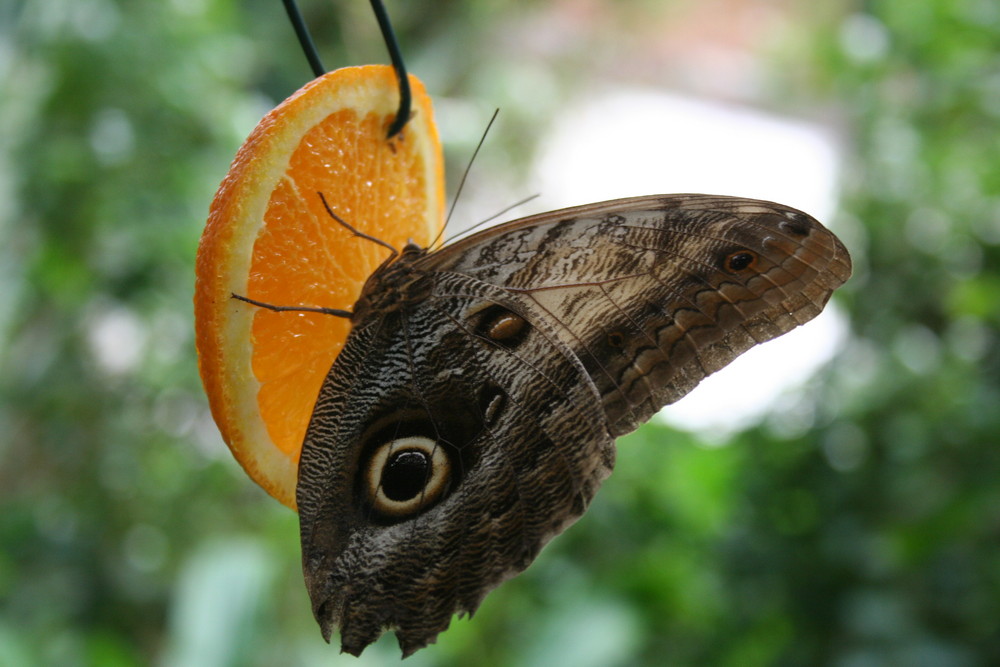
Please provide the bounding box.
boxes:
[530,88,845,436]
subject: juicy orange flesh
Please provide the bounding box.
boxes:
[248,109,434,460]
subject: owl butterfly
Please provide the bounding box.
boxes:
[295,193,851,656]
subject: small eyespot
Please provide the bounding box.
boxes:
[607,331,626,349]
[478,383,506,427]
[725,250,758,272]
[779,213,811,237]
[366,436,451,518]
[476,306,530,349]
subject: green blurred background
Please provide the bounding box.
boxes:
[2,0,998,665]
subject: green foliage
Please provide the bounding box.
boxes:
[2,1,998,665]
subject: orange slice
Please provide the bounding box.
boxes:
[194,65,445,509]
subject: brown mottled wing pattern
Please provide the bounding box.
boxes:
[297,277,616,656]
[425,194,852,435]
[296,194,851,657]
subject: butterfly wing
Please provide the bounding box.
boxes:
[297,193,851,656]
[423,194,852,435]
[298,276,615,656]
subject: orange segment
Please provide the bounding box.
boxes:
[195,66,445,509]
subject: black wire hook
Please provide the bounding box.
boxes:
[280,0,412,139]
[281,0,325,77]
[369,0,412,139]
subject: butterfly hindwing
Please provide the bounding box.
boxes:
[298,278,615,656]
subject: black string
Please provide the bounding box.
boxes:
[281,0,325,77]
[281,0,412,139]
[369,0,412,138]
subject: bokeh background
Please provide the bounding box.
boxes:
[3,0,999,665]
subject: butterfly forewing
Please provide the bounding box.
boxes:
[424,194,852,435]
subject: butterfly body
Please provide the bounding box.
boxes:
[351,243,434,320]
[296,194,851,656]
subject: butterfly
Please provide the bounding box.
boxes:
[292,193,852,656]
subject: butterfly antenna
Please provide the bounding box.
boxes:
[442,193,541,245]
[433,108,501,248]
[318,192,399,258]
[282,0,326,77]
[231,293,352,318]
[369,0,411,139]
